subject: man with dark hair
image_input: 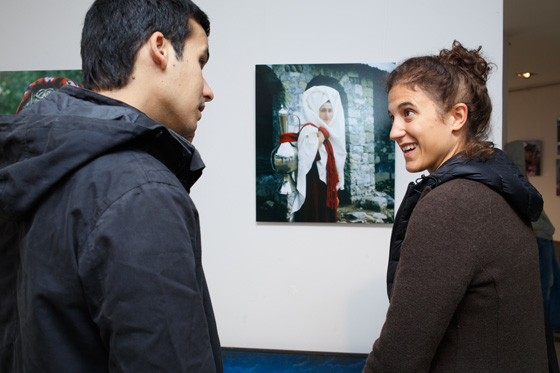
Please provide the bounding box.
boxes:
[0,0,222,372]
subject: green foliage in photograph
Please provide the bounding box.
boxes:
[0,70,82,114]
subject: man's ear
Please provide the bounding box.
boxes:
[148,32,169,70]
[449,103,468,132]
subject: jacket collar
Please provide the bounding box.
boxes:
[421,150,542,222]
[0,87,204,221]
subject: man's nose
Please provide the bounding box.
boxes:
[203,78,214,102]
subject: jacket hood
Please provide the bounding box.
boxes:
[426,149,542,222]
[0,86,204,221]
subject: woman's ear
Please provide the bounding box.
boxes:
[449,103,468,132]
[147,32,168,70]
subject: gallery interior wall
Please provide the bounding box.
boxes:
[0,0,503,353]
[507,84,560,241]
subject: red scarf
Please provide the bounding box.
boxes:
[279,123,339,210]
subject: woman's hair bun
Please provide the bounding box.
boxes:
[439,40,492,84]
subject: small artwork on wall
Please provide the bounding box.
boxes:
[524,140,542,176]
[557,159,560,196]
[557,117,560,155]
[255,63,396,224]
[0,70,82,114]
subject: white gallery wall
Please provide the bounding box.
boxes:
[0,0,503,353]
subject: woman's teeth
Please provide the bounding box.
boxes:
[402,144,417,152]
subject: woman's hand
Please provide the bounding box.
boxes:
[316,131,325,150]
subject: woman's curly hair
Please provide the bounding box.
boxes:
[387,40,495,158]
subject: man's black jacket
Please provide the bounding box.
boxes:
[0,86,222,372]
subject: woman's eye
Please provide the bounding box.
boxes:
[404,109,414,117]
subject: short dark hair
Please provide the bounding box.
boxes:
[387,41,494,158]
[81,0,210,91]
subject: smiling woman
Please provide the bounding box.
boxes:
[386,43,494,175]
[388,84,467,174]
[363,41,551,372]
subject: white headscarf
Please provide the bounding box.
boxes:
[292,85,347,213]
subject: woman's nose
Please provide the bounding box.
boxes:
[389,121,405,140]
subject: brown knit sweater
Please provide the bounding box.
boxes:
[364,179,548,372]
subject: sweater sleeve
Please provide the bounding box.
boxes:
[78,181,218,372]
[364,181,481,372]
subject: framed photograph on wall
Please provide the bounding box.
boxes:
[255,63,395,224]
[0,70,82,114]
[524,140,542,176]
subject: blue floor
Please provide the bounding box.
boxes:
[222,348,367,372]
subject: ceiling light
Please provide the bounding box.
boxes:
[516,72,535,79]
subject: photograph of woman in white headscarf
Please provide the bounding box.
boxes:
[256,63,395,224]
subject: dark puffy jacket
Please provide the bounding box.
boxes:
[0,87,223,372]
[386,150,543,298]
